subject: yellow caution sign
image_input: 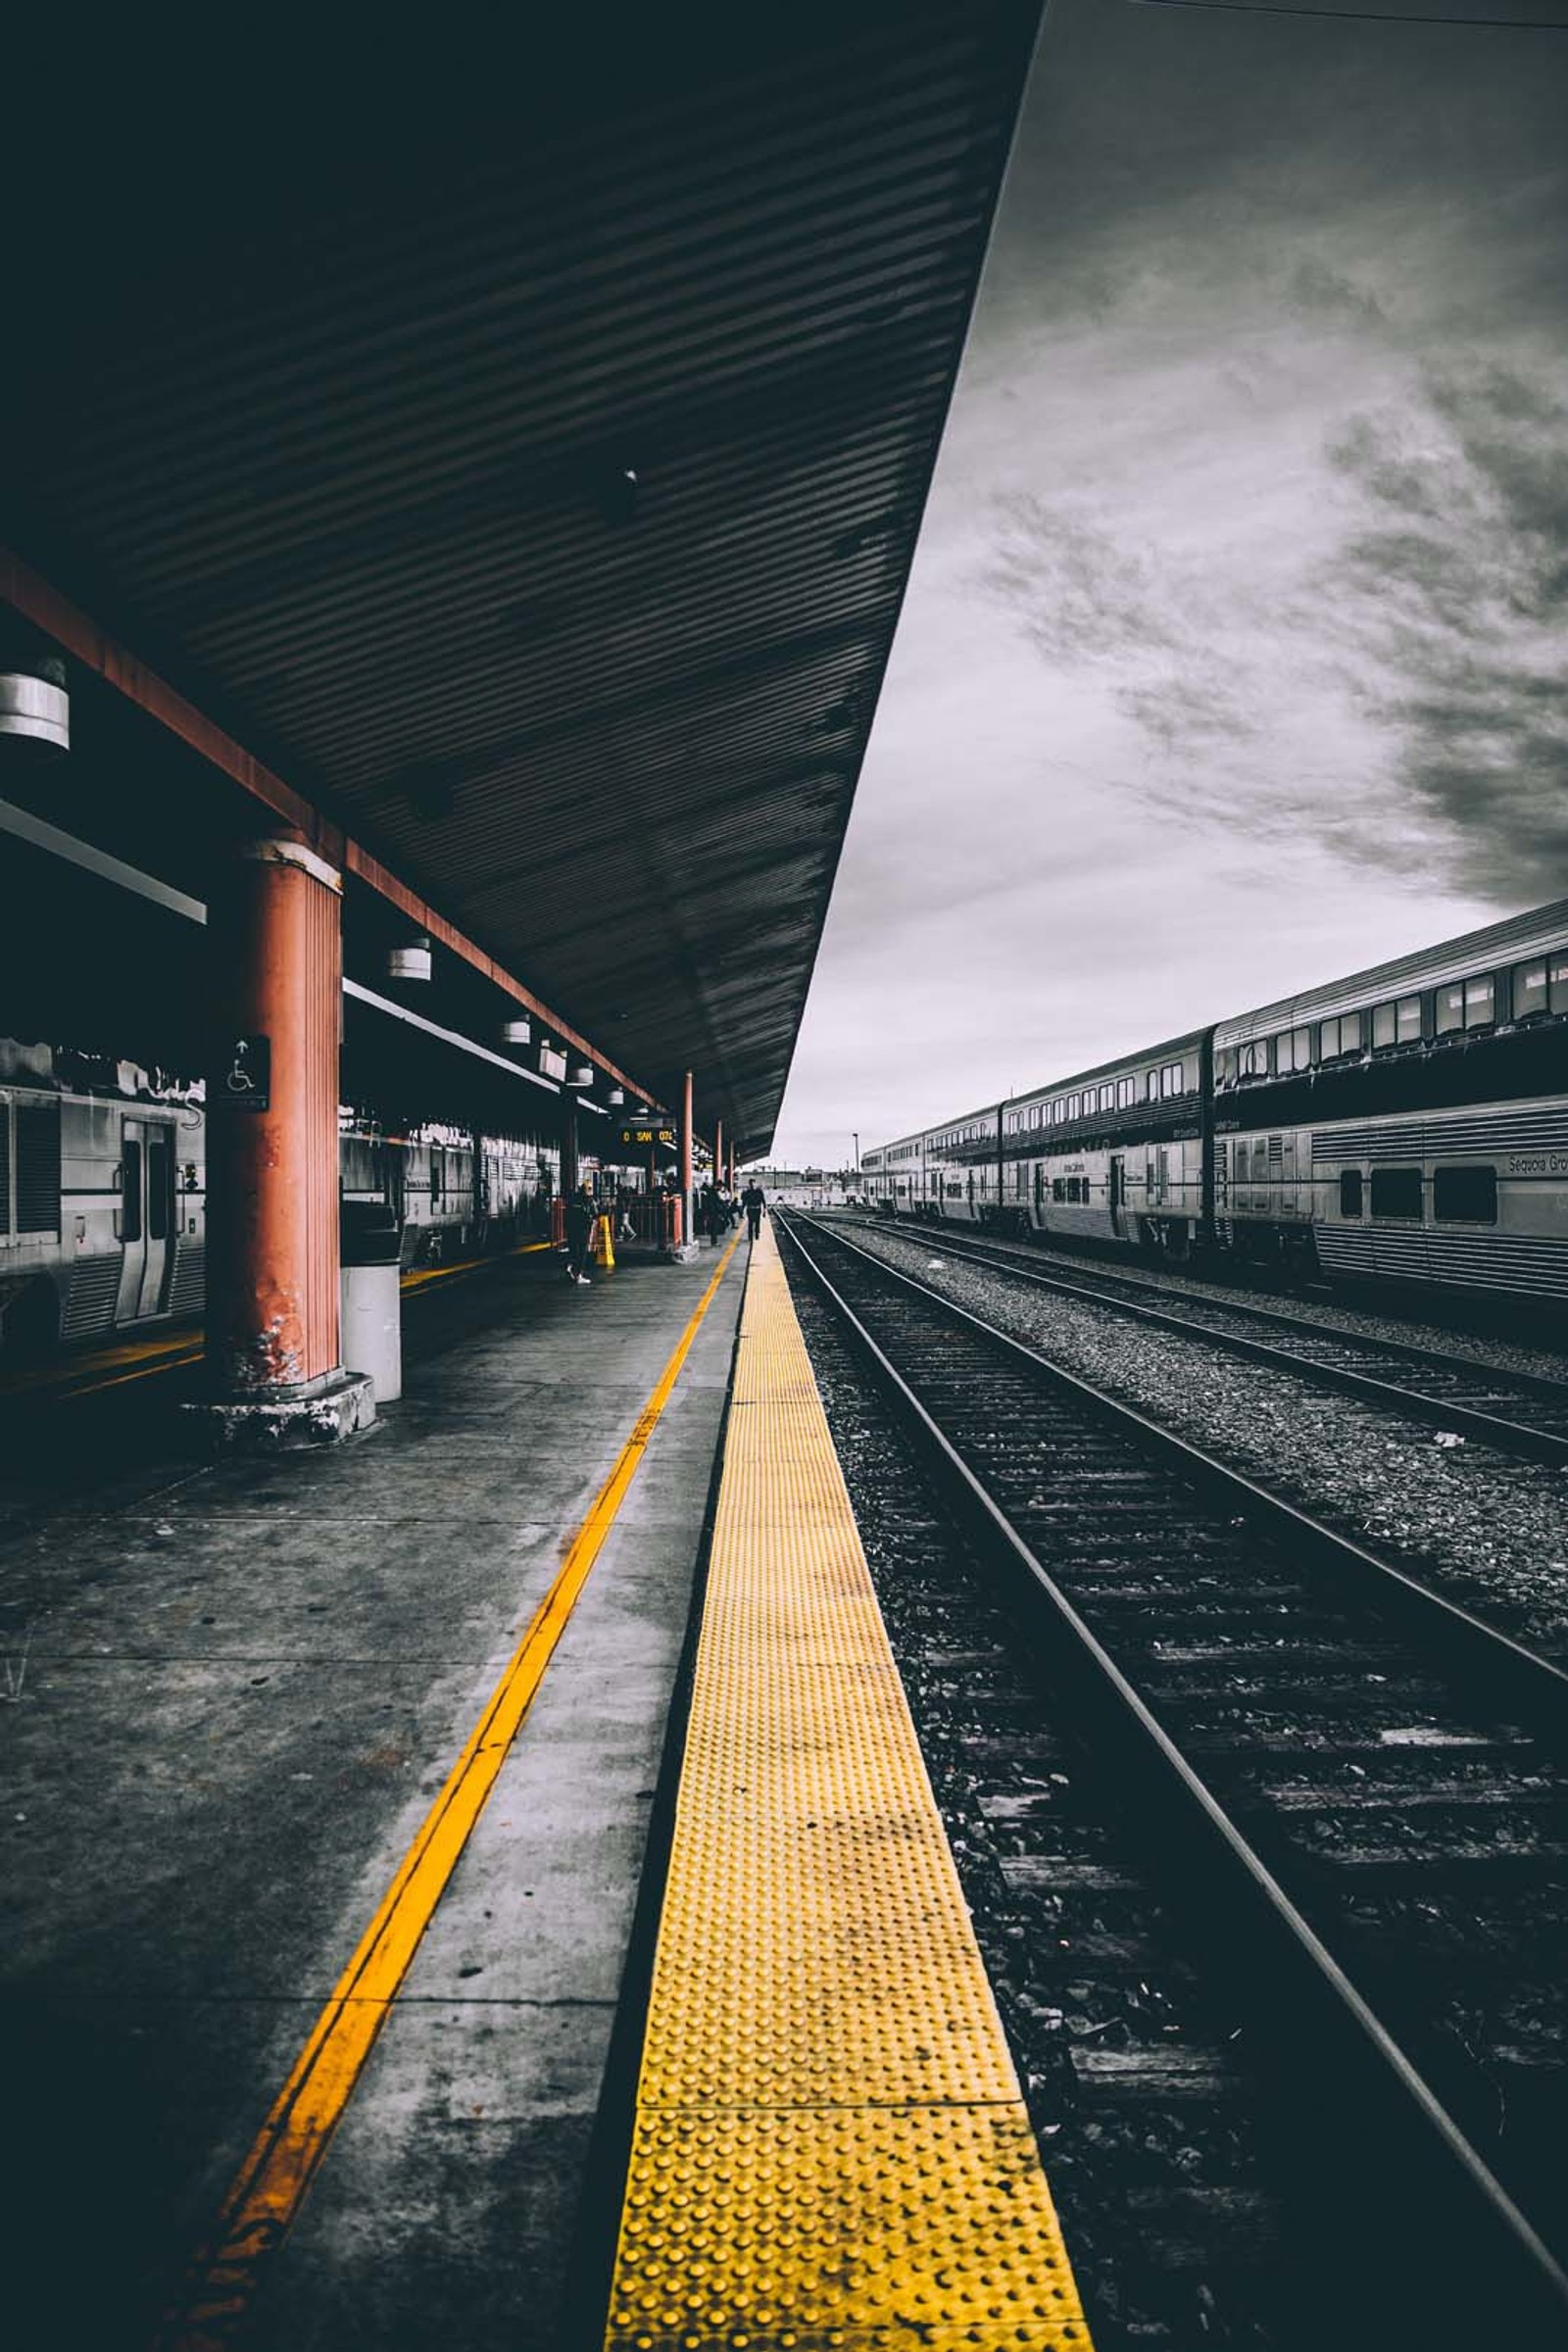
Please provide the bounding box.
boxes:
[592,1214,615,1269]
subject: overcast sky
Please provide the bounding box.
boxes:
[765,0,1568,1169]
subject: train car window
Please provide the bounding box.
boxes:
[1433,1164,1496,1222]
[1372,1002,1396,1048]
[1370,1167,1423,1219]
[1116,1077,1135,1107]
[122,1142,144,1242]
[1052,1100,1064,1125]
[1551,957,1568,1014]
[1240,1040,1270,1078]
[1321,1018,1339,1058]
[1339,1169,1364,1218]
[146,1140,170,1242]
[1272,1031,1294,1073]
[1341,1010,1362,1054]
[1463,975,1495,1029]
[1293,1027,1311,1070]
[1435,983,1463,1036]
[1513,960,1547,1017]
[1052,1177,1065,1201]
[1397,994,1422,1043]
[1214,1047,1238,1086]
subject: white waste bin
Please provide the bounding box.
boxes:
[340,1201,404,1404]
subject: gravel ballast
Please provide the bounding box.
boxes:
[836,1216,1568,1390]
[809,1219,1568,1659]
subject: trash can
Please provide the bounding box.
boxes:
[340,1199,404,1404]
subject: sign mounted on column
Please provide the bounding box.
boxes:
[214,1034,271,1110]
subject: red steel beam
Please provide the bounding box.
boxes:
[1,545,658,1102]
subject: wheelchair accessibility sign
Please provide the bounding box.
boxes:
[215,1034,270,1110]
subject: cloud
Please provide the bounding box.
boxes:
[980,497,1259,760]
[1324,358,1568,897]
[969,355,1568,904]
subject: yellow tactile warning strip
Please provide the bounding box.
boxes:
[602,1224,1093,2352]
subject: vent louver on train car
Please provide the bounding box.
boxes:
[63,1254,120,1337]
[14,1102,59,1234]
[168,1239,205,1317]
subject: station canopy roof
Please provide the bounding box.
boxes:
[1,8,1040,1156]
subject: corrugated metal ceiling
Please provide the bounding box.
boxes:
[2,8,1041,1153]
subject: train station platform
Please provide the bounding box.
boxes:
[3,1224,1090,2350]
[2,1237,745,2349]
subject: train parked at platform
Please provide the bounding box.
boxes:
[860,900,1568,1305]
[0,1038,577,1358]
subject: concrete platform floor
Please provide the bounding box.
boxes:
[0,1238,747,2350]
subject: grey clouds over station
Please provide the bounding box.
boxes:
[768,0,1568,1169]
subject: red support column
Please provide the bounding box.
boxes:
[195,836,372,1448]
[680,1070,694,1254]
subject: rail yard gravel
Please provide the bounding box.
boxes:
[833,1217,1568,1391]
[827,1222,1568,1658]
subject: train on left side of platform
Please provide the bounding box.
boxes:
[0,1039,583,1360]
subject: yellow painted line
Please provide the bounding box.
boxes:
[153,1230,743,2352]
[59,1344,207,1400]
[398,1236,555,1292]
[602,1224,1092,2350]
[4,1240,559,1403]
[0,1323,203,1397]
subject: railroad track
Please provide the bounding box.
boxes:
[831,1215,1568,1466]
[781,1210,1568,2342]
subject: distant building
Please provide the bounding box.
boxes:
[739,1163,861,1205]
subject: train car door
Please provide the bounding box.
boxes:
[115,1118,174,1323]
[1109,1153,1127,1235]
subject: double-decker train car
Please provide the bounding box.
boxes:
[1002,1030,1208,1254]
[861,897,1568,1307]
[0,1037,574,1359]
[1213,900,1568,1300]
[921,1102,1001,1225]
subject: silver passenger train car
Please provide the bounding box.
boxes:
[0,1039,569,1360]
[861,899,1568,1306]
[1213,901,1568,1299]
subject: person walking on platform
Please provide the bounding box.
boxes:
[741,1180,765,1242]
[703,1181,725,1247]
[564,1181,596,1286]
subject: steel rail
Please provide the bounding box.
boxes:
[779,1208,1568,2338]
[800,1217,1568,1736]
[839,1216,1568,1467]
